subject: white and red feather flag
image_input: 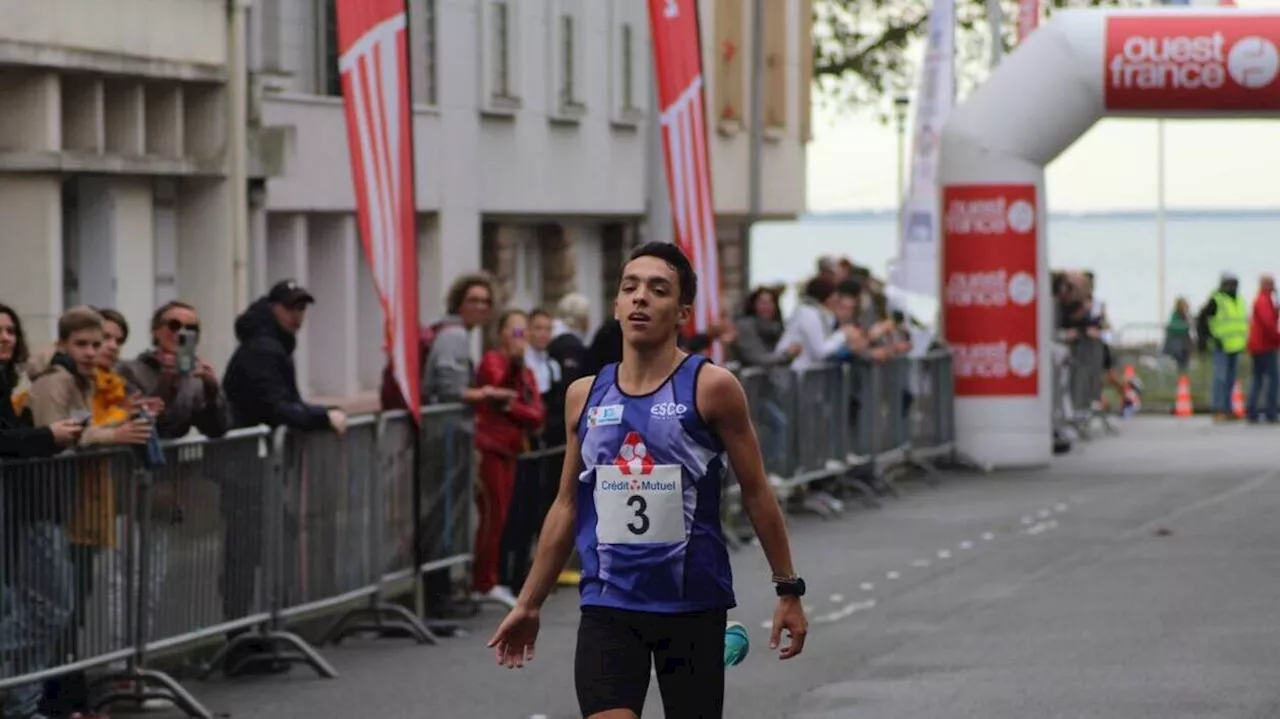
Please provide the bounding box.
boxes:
[335,0,421,421]
[647,0,721,345]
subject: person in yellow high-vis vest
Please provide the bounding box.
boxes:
[1197,272,1248,420]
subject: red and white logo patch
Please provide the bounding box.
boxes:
[614,431,655,477]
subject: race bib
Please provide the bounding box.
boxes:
[594,464,686,545]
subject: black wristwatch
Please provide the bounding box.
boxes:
[773,575,806,598]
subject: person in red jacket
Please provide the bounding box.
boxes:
[473,309,546,607]
[1246,274,1280,423]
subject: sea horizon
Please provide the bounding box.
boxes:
[751,207,1280,339]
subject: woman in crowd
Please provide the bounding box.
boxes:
[473,309,545,608]
[0,304,82,457]
[1163,296,1195,374]
[731,287,795,368]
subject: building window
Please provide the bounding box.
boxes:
[763,0,788,130]
[560,15,577,106]
[620,24,635,111]
[480,0,521,114]
[492,0,512,99]
[422,0,438,105]
[549,0,586,122]
[320,0,341,97]
[714,0,745,135]
[609,1,645,126]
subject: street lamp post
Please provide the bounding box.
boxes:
[893,93,911,242]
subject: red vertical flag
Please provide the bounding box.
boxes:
[335,0,420,422]
[647,0,721,341]
[1017,0,1040,43]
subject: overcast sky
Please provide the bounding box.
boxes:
[806,0,1280,213]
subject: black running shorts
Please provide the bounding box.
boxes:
[574,605,727,718]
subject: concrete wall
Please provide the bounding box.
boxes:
[259,0,649,216]
[249,0,810,401]
[0,0,237,370]
[0,0,227,70]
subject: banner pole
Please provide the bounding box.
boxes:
[745,0,764,299]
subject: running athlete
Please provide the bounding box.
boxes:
[488,242,808,719]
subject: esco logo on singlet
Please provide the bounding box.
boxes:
[650,401,688,419]
[594,432,685,545]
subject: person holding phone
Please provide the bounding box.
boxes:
[119,300,230,441]
[472,310,546,609]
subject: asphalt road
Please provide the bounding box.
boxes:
[163,416,1280,719]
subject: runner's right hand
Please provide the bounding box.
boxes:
[487,604,540,669]
[49,419,85,447]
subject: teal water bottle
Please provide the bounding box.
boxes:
[723,621,750,667]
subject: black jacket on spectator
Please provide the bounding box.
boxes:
[223,298,330,430]
[548,332,589,386]
[0,373,57,459]
[587,319,623,376]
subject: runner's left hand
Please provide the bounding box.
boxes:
[769,596,807,660]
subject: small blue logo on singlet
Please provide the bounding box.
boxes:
[586,404,624,428]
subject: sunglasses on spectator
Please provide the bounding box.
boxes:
[165,319,201,334]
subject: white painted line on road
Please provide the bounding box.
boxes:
[1021,516,1034,525]
[1025,519,1059,536]
[1055,503,1069,512]
[830,593,845,603]
[886,571,900,580]
[1038,509,1052,519]
[937,550,951,559]
[529,715,549,719]
[959,540,974,550]
[761,619,773,629]
[860,582,874,591]
[815,598,877,624]
[981,532,995,541]
[911,559,932,567]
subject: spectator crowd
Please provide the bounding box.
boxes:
[0,253,919,719]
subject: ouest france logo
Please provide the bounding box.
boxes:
[1105,16,1280,111]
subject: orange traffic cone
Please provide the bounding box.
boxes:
[1174,375,1193,417]
[1232,380,1246,419]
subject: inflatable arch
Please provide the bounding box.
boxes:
[939,7,1279,469]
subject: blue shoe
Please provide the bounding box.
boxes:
[723,621,750,667]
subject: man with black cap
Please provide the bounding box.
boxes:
[217,279,348,676]
[223,279,347,434]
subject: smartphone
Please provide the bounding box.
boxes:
[176,329,198,375]
[70,409,91,427]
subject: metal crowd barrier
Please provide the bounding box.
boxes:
[0,404,473,719]
[732,351,956,523]
[0,352,959,718]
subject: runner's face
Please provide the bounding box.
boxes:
[616,256,689,346]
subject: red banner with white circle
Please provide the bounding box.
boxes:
[1105,15,1280,112]
[942,184,1039,397]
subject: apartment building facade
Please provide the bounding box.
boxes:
[0,0,811,402]
[0,0,242,366]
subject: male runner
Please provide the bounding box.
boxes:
[488,242,808,718]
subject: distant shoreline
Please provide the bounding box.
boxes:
[798,208,1280,223]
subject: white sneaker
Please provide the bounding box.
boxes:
[473,585,518,608]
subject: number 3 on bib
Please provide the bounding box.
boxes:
[594,465,686,545]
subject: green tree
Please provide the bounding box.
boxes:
[813,0,1124,114]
